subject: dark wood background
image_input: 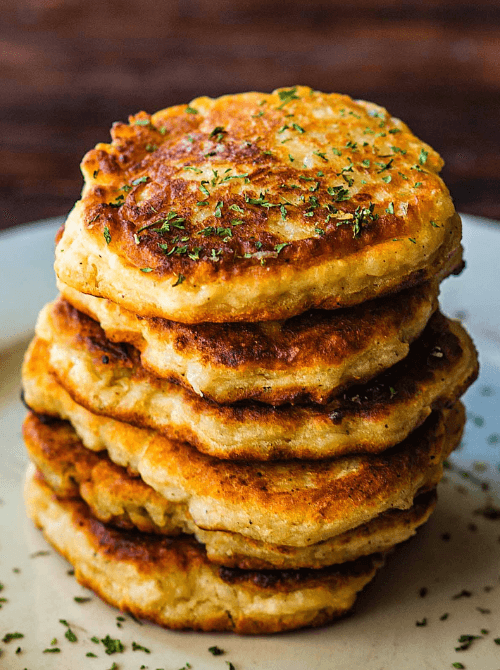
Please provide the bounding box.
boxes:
[2,0,500,230]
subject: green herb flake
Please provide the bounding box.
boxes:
[134,118,151,127]
[131,175,149,186]
[65,628,77,642]
[132,641,151,653]
[226,663,236,670]
[361,159,370,168]
[74,596,92,603]
[419,149,429,165]
[430,220,440,228]
[382,175,392,183]
[103,226,111,244]
[277,86,299,108]
[86,652,98,657]
[440,613,449,620]
[101,635,124,655]
[15,646,21,654]
[408,238,417,244]
[140,267,153,273]
[452,664,465,669]
[415,618,427,627]
[391,145,407,155]
[2,632,24,643]
[183,166,202,174]
[185,105,198,114]
[313,151,328,162]
[388,128,401,134]
[91,636,100,644]
[93,169,100,178]
[145,143,157,152]
[413,181,422,188]
[43,647,61,653]
[172,273,185,287]
[386,202,394,214]
[275,243,288,253]
[332,148,342,156]
[121,184,132,192]
[494,637,500,644]
[292,123,305,134]
[209,645,224,655]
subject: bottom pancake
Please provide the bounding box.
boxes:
[23,411,437,570]
[25,465,383,634]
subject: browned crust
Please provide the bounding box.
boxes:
[57,280,438,405]
[23,410,437,569]
[39,299,478,460]
[75,89,452,283]
[26,469,383,634]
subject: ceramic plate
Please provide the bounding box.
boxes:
[1,214,500,670]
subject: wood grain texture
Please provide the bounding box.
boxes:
[1,0,499,229]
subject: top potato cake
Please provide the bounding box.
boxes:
[54,87,461,323]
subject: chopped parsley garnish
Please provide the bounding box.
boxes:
[140,267,153,273]
[274,243,288,253]
[131,175,149,186]
[313,151,328,162]
[332,147,342,156]
[386,202,394,214]
[292,123,305,133]
[382,175,392,183]
[132,642,151,653]
[415,618,427,627]
[376,158,393,173]
[93,169,99,178]
[103,226,111,244]
[172,273,185,287]
[452,664,465,669]
[2,632,24,643]
[388,128,401,134]
[226,663,236,670]
[145,143,157,152]
[419,148,429,165]
[184,166,202,173]
[277,86,299,108]
[101,635,124,655]
[74,596,92,603]
[209,646,224,655]
[199,181,210,197]
[43,647,61,653]
[86,652,97,657]
[65,628,77,642]
[408,237,416,244]
[185,105,198,114]
[327,185,350,201]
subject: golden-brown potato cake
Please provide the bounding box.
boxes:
[23,411,436,570]
[57,280,438,405]
[29,301,478,460]
[25,466,384,634]
[20,376,464,546]
[54,87,462,323]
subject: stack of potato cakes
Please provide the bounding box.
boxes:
[22,87,478,634]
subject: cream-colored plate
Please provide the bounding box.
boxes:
[1,215,500,670]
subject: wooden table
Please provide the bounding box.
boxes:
[2,0,499,229]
